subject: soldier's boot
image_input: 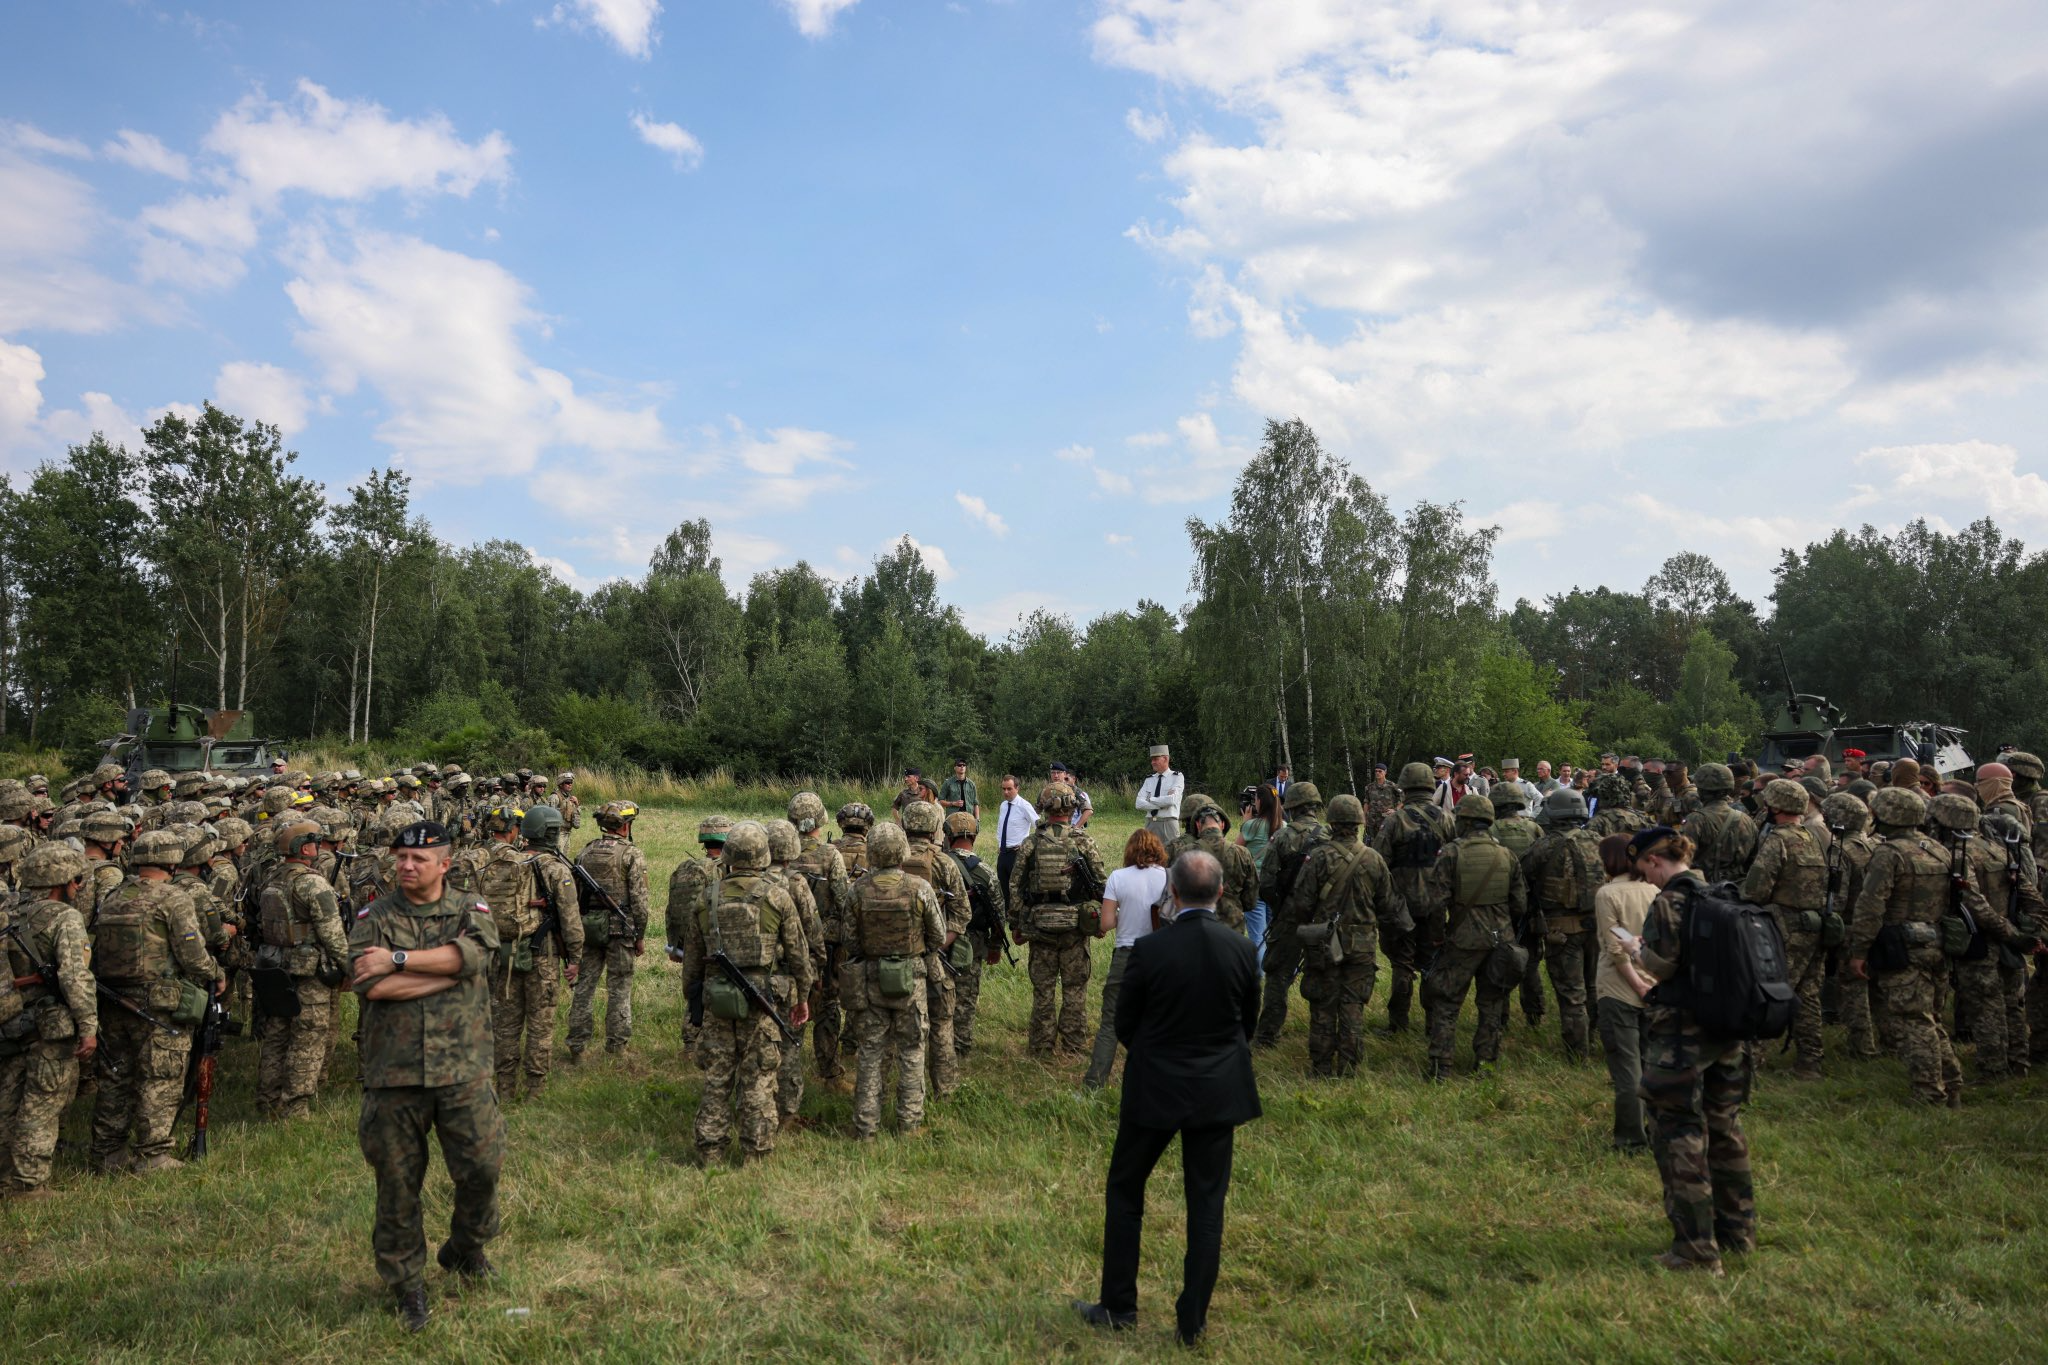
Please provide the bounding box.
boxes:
[437,1240,498,1281]
[693,1143,724,1168]
[565,1047,583,1066]
[3,1186,53,1201]
[397,1287,431,1333]
[94,1149,134,1176]
[1653,1251,1724,1277]
[1385,980,1413,1034]
[1423,1059,1451,1083]
[133,1154,185,1175]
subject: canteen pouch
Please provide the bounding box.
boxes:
[948,938,974,973]
[1079,903,1102,937]
[1034,907,1079,935]
[510,935,536,974]
[170,978,211,1029]
[1484,940,1530,991]
[1792,910,1824,936]
[1820,912,1846,949]
[582,910,610,950]
[1295,920,1344,967]
[704,974,751,1021]
[0,1008,38,1057]
[877,955,916,999]
[1940,915,1972,958]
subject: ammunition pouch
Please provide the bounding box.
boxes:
[1296,920,1344,968]
[510,935,536,974]
[1034,907,1079,935]
[948,938,974,973]
[1079,904,1102,937]
[1940,915,1973,959]
[0,1007,39,1057]
[1819,911,1845,949]
[1790,909,1824,936]
[877,955,917,999]
[582,911,610,949]
[704,973,751,1021]
[170,978,211,1029]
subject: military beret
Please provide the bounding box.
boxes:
[1627,824,1679,859]
[394,820,452,849]
[1842,748,1866,760]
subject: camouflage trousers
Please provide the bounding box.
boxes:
[1303,957,1376,1077]
[257,976,336,1119]
[813,944,847,1080]
[1834,954,1883,1058]
[1998,955,2029,1076]
[1082,945,1132,1090]
[1384,907,1444,1033]
[695,1007,784,1158]
[490,957,563,1100]
[1953,955,2018,1081]
[1252,933,1298,1047]
[1026,935,1091,1056]
[1640,1024,1754,1266]
[1875,955,1963,1104]
[89,1006,192,1167]
[953,932,987,1052]
[774,981,805,1120]
[1779,925,1826,1073]
[358,1076,505,1296]
[1543,927,1592,1058]
[0,1039,79,1190]
[567,939,636,1054]
[1424,947,1509,1068]
[926,958,958,1097]
[851,967,927,1137]
[1518,944,1546,1025]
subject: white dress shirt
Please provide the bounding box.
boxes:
[1136,768,1185,820]
[995,796,1037,850]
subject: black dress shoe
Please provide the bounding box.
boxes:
[1177,1321,1206,1348]
[1071,1299,1137,1330]
[397,1287,431,1333]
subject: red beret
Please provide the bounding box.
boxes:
[1842,748,1866,760]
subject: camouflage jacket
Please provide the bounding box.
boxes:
[349,882,498,1088]
[1681,800,1757,887]
[1740,822,1827,915]
[767,863,827,980]
[666,854,721,956]
[902,835,970,936]
[681,868,811,996]
[6,896,97,1039]
[793,837,853,946]
[524,845,585,961]
[1373,802,1452,922]
[1847,831,1986,961]
[577,834,650,940]
[1260,815,1330,925]
[1197,830,1257,932]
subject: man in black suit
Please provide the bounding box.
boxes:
[1073,849,1262,1347]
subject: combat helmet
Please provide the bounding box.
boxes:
[0,824,31,866]
[789,792,827,835]
[19,842,87,889]
[272,820,324,860]
[138,768,173,795]
[129,828,189,868]
[867,822,908,868]
[1037,782,1076,815]
[521,805,563,843]
[179,826,221,866]
[1283,781,1323,812]
[724,821,771,873]
[1454,792,1495,824]
[944,812,978,841]
[80,810,129,846]
[1928,793,1980,834]
[836,802,874,832]
[902,800,943,837]
[1819,791,1869,836]
[1868,786,1927,829]
[2005,751,2045,784]
[698,814,734,846]
[1762,779,1811,815]
[1490,782,1528,813]
[1397,762,1435,795]
[594,800,639,831]
[482,804,525,837]
[1538,788,1589,827]
[764,819,801,864]
[1693,763,1735,796]
[1326,793,1365,828]
[213,816,253,851]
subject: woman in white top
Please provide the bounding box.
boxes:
[1593,832,1661,1152]
[1081,828,1170,1091]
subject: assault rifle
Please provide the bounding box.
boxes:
[573,861,639,946]
[176,989,228,1159]
[1948,833,1981,957]
[704,874,798,1045]
[4,921,175,1032]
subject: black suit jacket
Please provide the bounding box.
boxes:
[1115,908,1262,1131]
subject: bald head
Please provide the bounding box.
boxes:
[1168,849,1223,912]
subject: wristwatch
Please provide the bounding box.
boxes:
[392,949,409,972]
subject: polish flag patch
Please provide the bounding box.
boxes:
[475,901,491,914]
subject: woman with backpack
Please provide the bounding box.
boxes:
[1624,826,1757,1276]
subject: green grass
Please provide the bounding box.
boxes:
[7,803,2048,1362]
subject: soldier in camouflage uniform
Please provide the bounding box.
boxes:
[1847,787,1972,1106]
[89,829,223,1172]
[786,794,854,1079]
[1587,772,1648,838]
[843,823,943,1138]
[549,772,581,833]
[664,815,731,1061]
[254,820,351,1120]
[900,801,969,1097]
[1252,782,1329,1047]
[832,803,876,1062]
[1681,764,1758,887]
[1930,793,2038,1083]
[943,812,1002,1055]
[473,806,540,1101]
[1741,779,1833,1079]
[1374,764,1455,1035]
[1999,753,2048,1066]
[1363,763,1403,831]
[1169,796,1256,933]
[1488,785,1546,1030]
[509,806,582,1098]
[131,769,175,832]
[350,819,504,1333]
[172,825,235,961]
[681,822,810,1164]
[1630,827,1755,1275]
[79,809,130,919]
[1423,795,1527,1079]
[1521,788,1603,1060]
[0,845,98,1196]
[1008,783,1106,1057]
[1974,804,2043,1078]
[1819,793,1885,1059]
[568,801,651,1059]
[1297,795,1396,1076]
[764,818,826,1127]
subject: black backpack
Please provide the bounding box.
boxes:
[1651,879,1796,1042]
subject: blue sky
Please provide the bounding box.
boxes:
[5,1,2047,637]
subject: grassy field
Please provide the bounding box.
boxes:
[8,803,2048,1362]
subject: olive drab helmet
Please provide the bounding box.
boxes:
[867,822,908,868]
[1868,786,1927,829]
[273,820,324,860]
[1693,763,1736,796]
[1490,782,1528,813]
[1538,788,1589,827]
[1037,782,1076,815]
[1454,792,1496,824]
[595,800,639,832]
[2006,751,2045,783]
[129,829,188,868]
[19,842,88,889]
[1928,793,1980,834]
[723,821,771,872]
[1398,762,1435,794]
[521,805,563,843]
[1763,779,1811,815]
[1180,791,1214,822]
[902,800,943,837]
[764,819,801,864]
[789,791,828,835]
[944,812,978,841]
[1283,781,1323,812]
[1326,793,1365,828]
[836,802,874,832]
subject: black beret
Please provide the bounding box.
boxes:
[1627,824,1678,859]
[394,820,452,849]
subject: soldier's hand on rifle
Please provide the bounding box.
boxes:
[75,1034,97,1061]
[791,1001,811,1027]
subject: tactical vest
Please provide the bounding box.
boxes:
[1386,806,1444,871]
[1451,839,1515,909]
[1887,836,1950,926]
[701,873,781,970]
[1492,816,1539,859]
[1311,841,1366,926]
[836,834,869,880]
[94,883,173,985]
[857,870,920,958]
[1533,829,1601,920]
[1690,803,1754,884]
[1762,827,1827,912]
[478,845,539,938]
[1025,830,1077,904]
[900,842,939,891]
[795,843,841,942]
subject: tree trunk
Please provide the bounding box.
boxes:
[1274,676,1293,774]
[346,643,361,744]
[216,586,230,712]
[1294,566,1315,780]
[364,561,382,741]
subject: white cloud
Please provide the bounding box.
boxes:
[631,113,704,171]
[781,0,859,40]
[1133,411,1250,503]
[892,533,955,582]
[547,0,662,57]
[1125,430,1171,447]
[214,361,315,436]
[955,491,1009,537]
[1125,108,1172,143]
[0,338,44,457]
[1852,440,2048,523]
[3,122,90,159]
[1056,443,1095,463]
[1105,532,1133,545]
[0,152,130,332]
[205,80,511,202]
[102,129,190,179]
[1475,499,1564,547]
[1617,492,1806,561]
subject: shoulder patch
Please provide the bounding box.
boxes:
[474,900,491,914]
[356,906,371,919]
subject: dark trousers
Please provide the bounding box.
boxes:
[997,847,1020,896]
[1099,1120,1235,1335]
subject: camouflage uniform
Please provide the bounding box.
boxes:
[1587,773,1648,838]
[1741,784,1831,1078]
[664,817,730,1060]
[255,829,351,1120]
[1253,784,1330,1046]
[1363,777,1403,831]
[1848,790,1968,1105]
[350,873,504,1308]
[1932,795,2033,1083]
[843,824,945,1137]
[832,813,874,1061]
[1008,788,1106,1056]
[1423,800,1528,1076]
[88,833,223,1171]
[1636,869,1756,1271]
[567,809,651,1057]
[1822,795,1885,1059]
[900,802,968,1097]
[511,831,583,1098]
[1298,797,1395,1076]
[1681,767,1758,887]
[763,820,826,1123]
[1373,770,1455,1034]
[0,851,98,1192]
[790,796,854,1074]
[1522,792,1604,1060]
[683,824,809,1162]
[1488,791,1544,1027]
[474,831,542,1100]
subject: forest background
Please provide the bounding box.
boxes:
[8,406,2044,792]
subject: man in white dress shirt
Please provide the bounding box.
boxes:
[993,774,1038,894]
[1135,745,1185,846]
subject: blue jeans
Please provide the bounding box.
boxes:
[1246,901,1269,968]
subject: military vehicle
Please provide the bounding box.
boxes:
[1756,692,1972,777]
[104,706,283,784]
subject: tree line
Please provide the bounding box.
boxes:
[6,405,2044,785]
